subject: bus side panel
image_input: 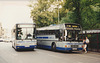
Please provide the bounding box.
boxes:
[37,35,58,49]
[37,40,53,49]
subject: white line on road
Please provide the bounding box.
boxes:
[37,51,62,59]
[77,54,100,60]
[47,54,62,59]
[12,54,18,56]
[77,62,84,63]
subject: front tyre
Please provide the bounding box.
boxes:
[12,45,14,48]
[15,48,18,51]
[32,48,34,51]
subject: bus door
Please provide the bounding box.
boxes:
[64,30,67,41]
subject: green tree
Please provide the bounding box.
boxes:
[30,0,100,30]
[62,0,81,24]
[60,11,75,23]
[30,0,63,27]
[80,0,100,29]
[61,0,100,30]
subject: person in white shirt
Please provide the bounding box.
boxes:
[83,39,87,53]
[86,37,90,52]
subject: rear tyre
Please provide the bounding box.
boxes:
[32,48,34,51]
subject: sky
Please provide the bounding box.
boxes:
[0,0,36,38]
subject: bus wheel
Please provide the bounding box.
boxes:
[32,48,34,51]
[15,48,18,51]
[15,49,18,51]
[12,46,14,48]
[52,43,56,51]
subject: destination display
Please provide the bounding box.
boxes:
[65,24,81,30]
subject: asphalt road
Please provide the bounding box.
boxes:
[0,42,100,63]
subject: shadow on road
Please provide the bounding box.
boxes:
[15,49,37,52]
[36,48,82,54]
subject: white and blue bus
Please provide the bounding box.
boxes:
[36,23,83,52]
[12,23,37,51]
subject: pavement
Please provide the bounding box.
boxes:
[0,42,100,63]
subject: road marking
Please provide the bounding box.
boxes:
[47,54,62,59]
[37,49,100,60]
[12,54,18,56]
[36,51,45,54]
[77,62,83,63]
[77,54,100,60]
[37,51,62,59]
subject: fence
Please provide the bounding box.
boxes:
[80,30,100,52]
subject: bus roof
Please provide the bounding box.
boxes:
[80,29,100,34]
[37,23,81,30]
[16,23,35,25]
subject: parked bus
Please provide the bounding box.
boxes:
[12,23,37,51]
[36,23,83,52]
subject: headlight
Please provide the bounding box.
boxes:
[79,45,82,48]
[16,43,20,46]
[67,45,71,47]
[65,45,70,48]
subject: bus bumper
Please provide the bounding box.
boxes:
[16,45,37,49]
[56,47,83,51]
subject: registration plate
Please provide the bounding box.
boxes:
[25,45,29,47]
[72,48,77,50]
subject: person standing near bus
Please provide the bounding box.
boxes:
[83,39,87,53]
[86,37,89,52]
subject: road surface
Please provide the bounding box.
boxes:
[0,42,100,63]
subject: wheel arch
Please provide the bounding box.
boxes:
[51,42,56,47]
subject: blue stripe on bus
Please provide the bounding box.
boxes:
[16,45,37,49]
[37,45,83,51]
[38,45,51,49]
[36,37,49,39]
[77,48,83,50]
[56,47,83,51]
[56,47,72,50]
[66,43,83,45]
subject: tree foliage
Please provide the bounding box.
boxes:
[30,0,61,27]
[80,0,100,29]
[61,0,100,30]
[30,0,100,30]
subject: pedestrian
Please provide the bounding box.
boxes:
[86,37,90,52]
[83,39,87,53]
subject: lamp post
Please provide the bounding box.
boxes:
[58,5,59,24]
[56,4,62,24]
